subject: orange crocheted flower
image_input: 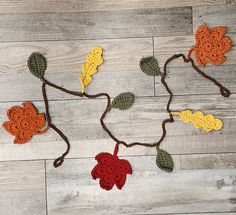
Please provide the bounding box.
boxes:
[188,24,232,67]
[2,102,48,144]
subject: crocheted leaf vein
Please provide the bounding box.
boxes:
[172,110,223,132]
[156,148,174,172]
[140,57,162,76]
[28,53,47,78]
[111,92,135,110]
[80,47,103,93]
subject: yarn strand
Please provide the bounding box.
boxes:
[40,54,231,164]
[42,83,71,167]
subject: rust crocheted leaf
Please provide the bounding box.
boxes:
[28,53,47,78]
[156,148,174,172]
[140,57,162,76]
[189,24,232,67]
[2,102,48,144]
[111,92,135,110]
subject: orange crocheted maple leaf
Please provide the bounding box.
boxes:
[2,102,48,144]
[188,24,232,67]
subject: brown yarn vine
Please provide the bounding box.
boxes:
[38,53,231,168]
[2,24,232,190]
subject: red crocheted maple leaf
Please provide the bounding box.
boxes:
[91,144,132,190]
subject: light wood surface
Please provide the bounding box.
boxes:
[0,161,46,215]
[0,7,192,42]
[0,1,235,215]
[0,0,230,13]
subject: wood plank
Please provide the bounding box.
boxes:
[0,7,192,42]
[155,64,236,96]
[0,94,235,161]
[180,153,236,170]
[176,213,236,215]
[0,38,154,102]
[0,0,229,13]
[154,34,236,68]
[193,4,236,33]
[0,160,46,215]
[46,157,236,214]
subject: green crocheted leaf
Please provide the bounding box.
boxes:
[140,56,162,76]
[28,52,47,78]
[111,92,135,110]
[156,148,174,172]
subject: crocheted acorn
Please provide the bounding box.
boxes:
[188,23,232,67]
[172,110,223,132]
[91,143,132,191]
[2,102,48,144]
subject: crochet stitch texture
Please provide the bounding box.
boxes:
[3,102,47,144]
[91,143,132,190]
[188,24,232,67]
[1,23,233,191]
[172,110,223,132]
[80,47,103,92]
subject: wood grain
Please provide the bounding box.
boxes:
[0,0,230,13]
[155,64,236,96]
[0,7,192,42]
[0,2,235,215]
[0,160,46,215]
[180,153,236,170]
[193,4,236,33]
[46,157,236,215]
[177,213,236,215]
[154,34,236,68]
[1,94,235,161]
[0,38,154,102]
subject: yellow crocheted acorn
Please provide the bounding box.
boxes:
[80,47,103,93]
[171,110,223,132]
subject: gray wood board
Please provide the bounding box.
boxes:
[155,65,236,96]
[0,0,229,13]
[193,4,236,33]
[0,7,192,42]
[154,34,236,68]
[0,38,154,101]
[46,157,236,214]
[0,94,235,161]
[0,160,46,215]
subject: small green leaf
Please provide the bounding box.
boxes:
[156,148,174,172]
[28,52,47,78]
[111,92,135,110]
[140,56,162,76]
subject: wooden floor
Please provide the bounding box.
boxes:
[0,0,236,214]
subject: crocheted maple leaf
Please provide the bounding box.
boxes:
[91,144,132,190]
[2,102,48,144]
[190,24,232,67]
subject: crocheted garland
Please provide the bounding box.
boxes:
[2,23,232,191]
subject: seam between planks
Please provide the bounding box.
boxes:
[1,151,236,163]
[44,160,49,215]
[0,92,235,104]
